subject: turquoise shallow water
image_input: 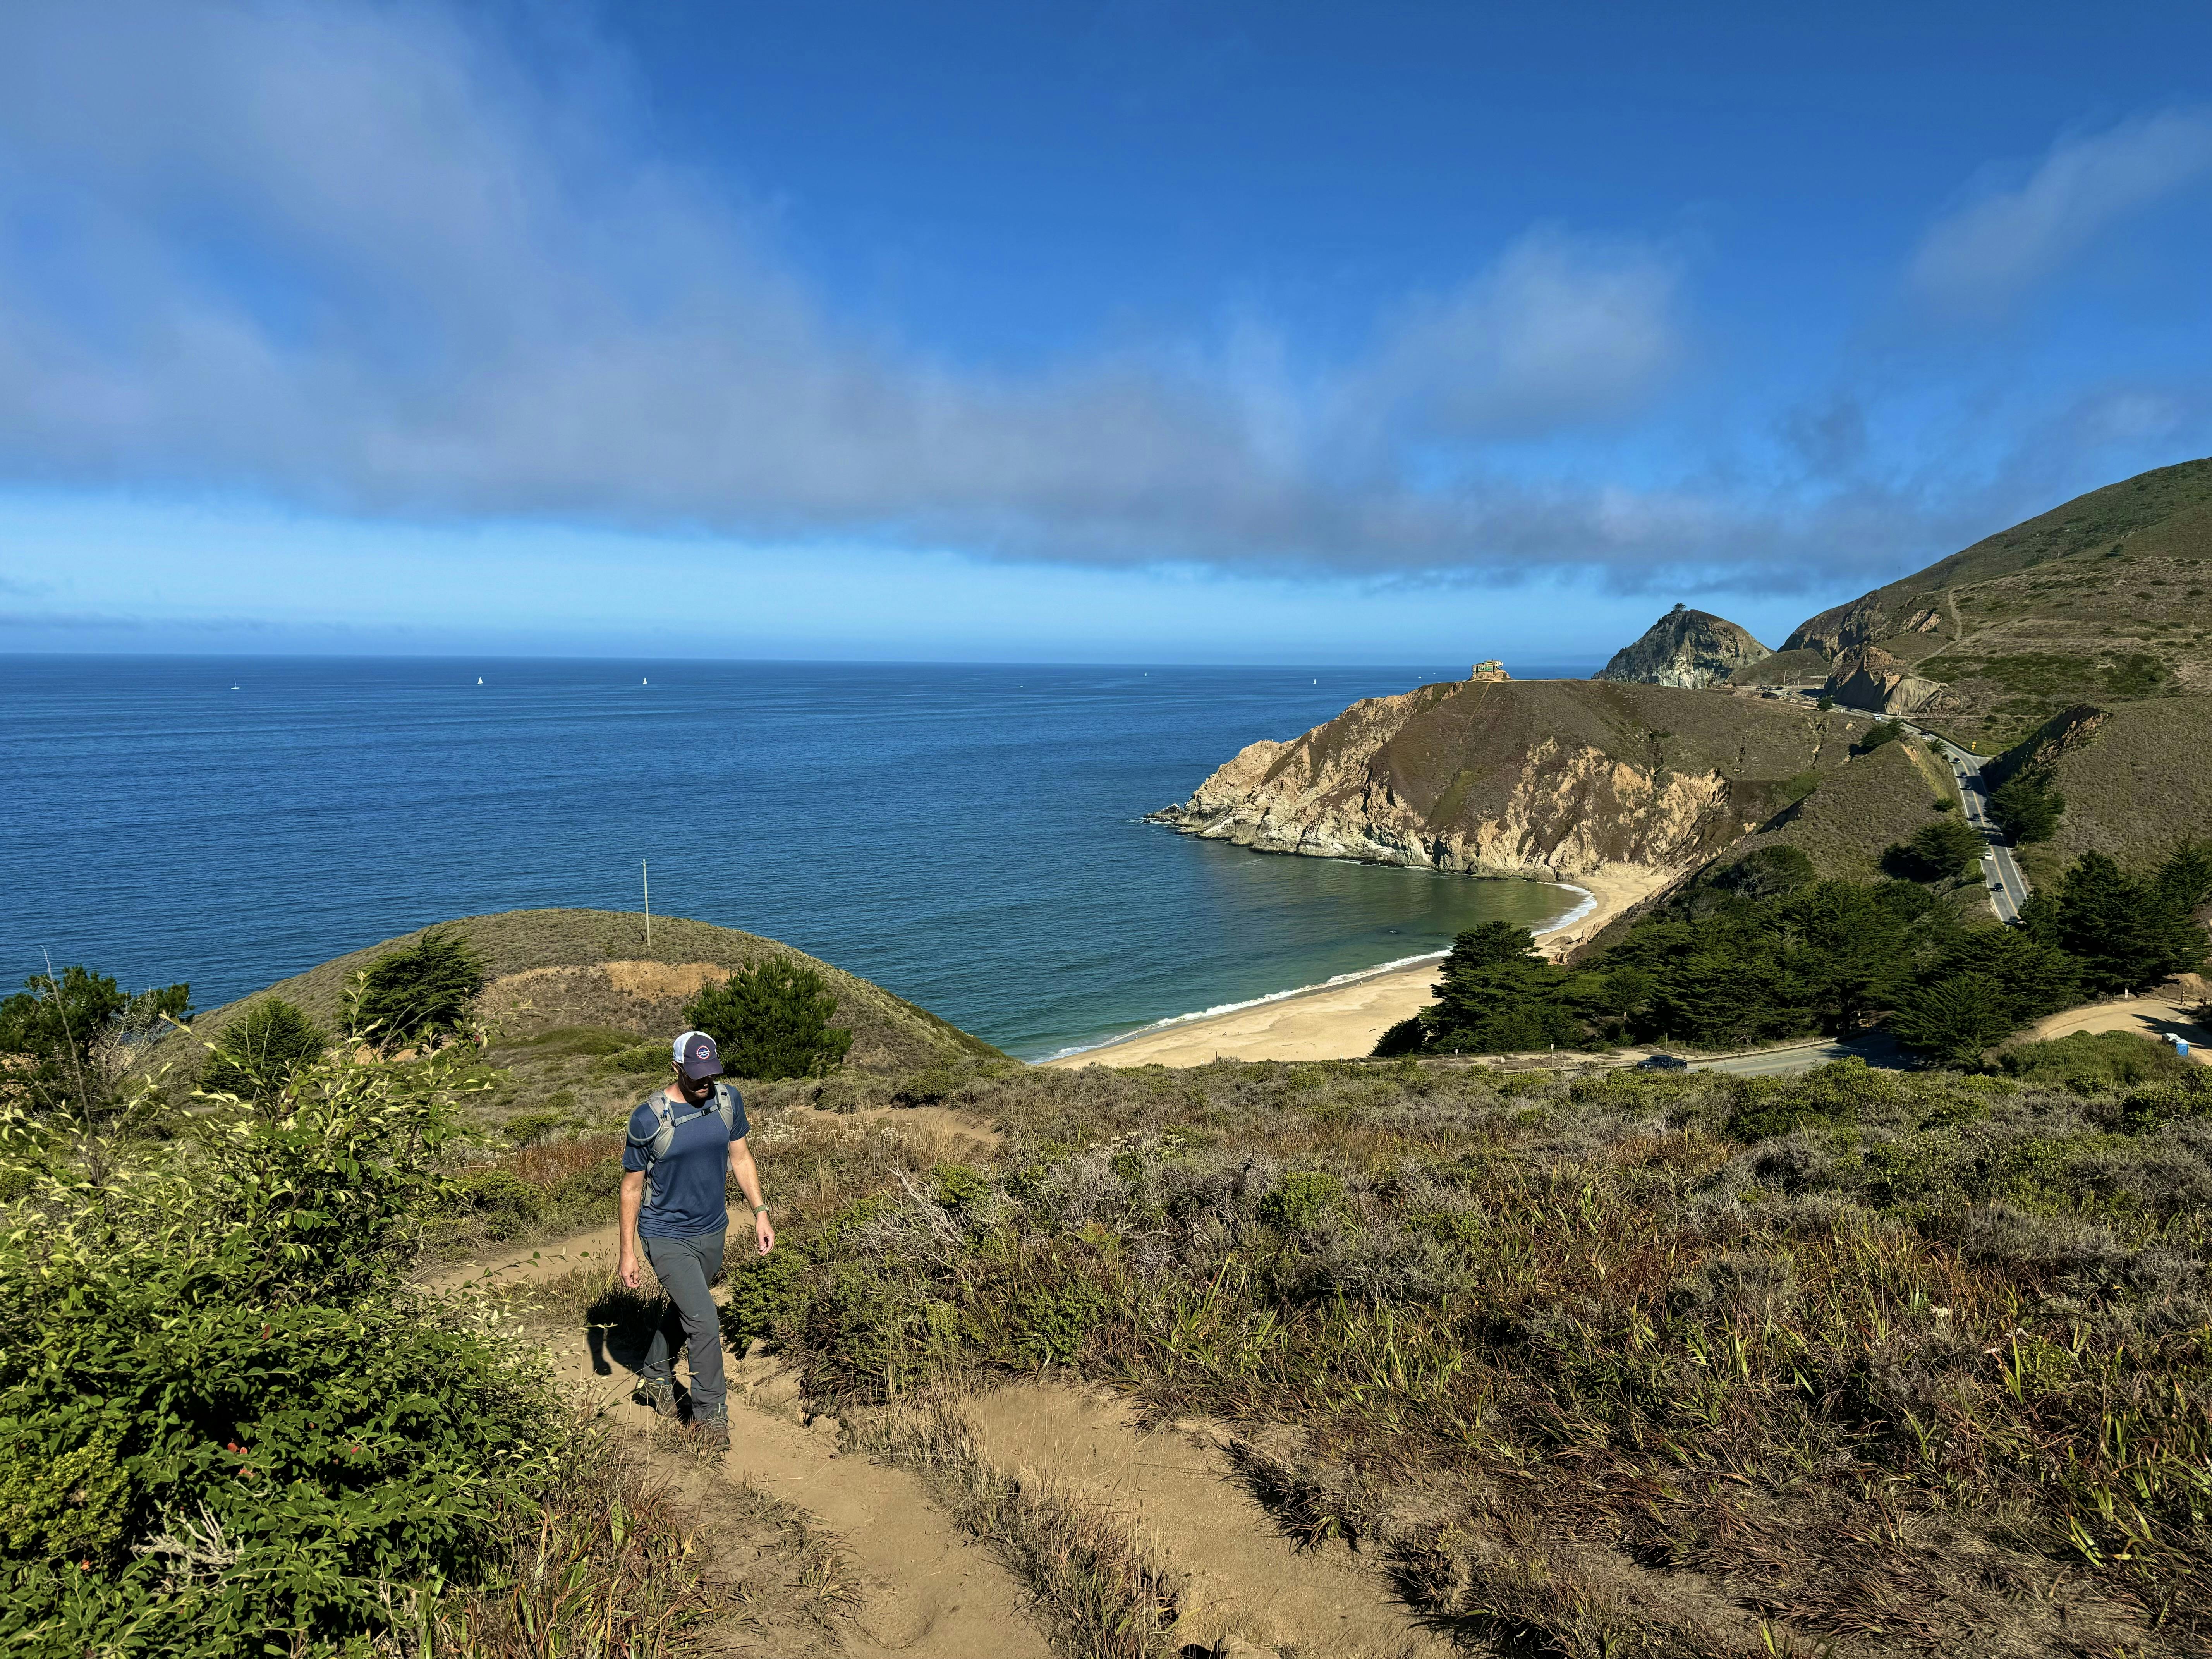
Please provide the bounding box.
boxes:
[0,657,1596,1059]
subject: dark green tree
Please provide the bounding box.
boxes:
[1889,975,2020,1066]
[2047,851,2206,994]
[1988,774,2064,843]
[0,965,190,1116]
[1425,924,1581,1054]
[684,958,853,1080]
[1855,719,1906,753]
[201,997,329,1101]
[353,927,485,1051]
[1887,816,1985,881]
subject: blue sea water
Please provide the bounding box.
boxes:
[0,656,1598,1059]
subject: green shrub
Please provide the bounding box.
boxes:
[720,1247,811,1347]
[354,926,485,1051]
[1886,816,1985,881]
[684,960,853,1081]
[0,1049,557,1652]
[1011,1275,1113,1366]
[199,997,327,1099]
[1712,844,1816,899]
[2001,1030,2195,1090]
[1261,1170,1348,1230]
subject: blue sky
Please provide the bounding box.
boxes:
[2,0,2210,662]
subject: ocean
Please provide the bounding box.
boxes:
[0,656,1597,1060]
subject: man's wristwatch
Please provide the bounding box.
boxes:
[751,1203,770,1217]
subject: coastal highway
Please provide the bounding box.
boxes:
[1683,1032,1911,1077]
[1766,688,2030,924]
[1901,723,2029,924]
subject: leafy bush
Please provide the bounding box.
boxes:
[354,926,485,1051]
[685,960,853,1080]
[0,1049,557,1653]
[1854,718,1906,753]
[199,996,328,1100]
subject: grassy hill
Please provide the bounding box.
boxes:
[1707,734,1957,882]
[1989,698,2212,884]
[1782,456,2212,746]
[181,908,1001,1091]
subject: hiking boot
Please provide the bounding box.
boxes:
[632,1377,679,1419]
[692,1407,730,1451]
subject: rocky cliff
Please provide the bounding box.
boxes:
[1153,678,1870,882]
[1820,644,1948,715]
[1596,604,1772,689]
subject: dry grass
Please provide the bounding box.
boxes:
[862,1397,1182,1659]
[471,1053,2212,1654]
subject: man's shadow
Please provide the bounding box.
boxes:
[585,1282,668,1387]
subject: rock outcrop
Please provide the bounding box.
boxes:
[1152,678,1866,882]
[1596,605,1772,689]
[1819,645,1947,715]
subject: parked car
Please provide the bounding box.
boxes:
[1636,1053,1690,1071]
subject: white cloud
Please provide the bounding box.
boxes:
[1352,230,1684,440]
[1910,109,2212,311]
[0,0,1778,585]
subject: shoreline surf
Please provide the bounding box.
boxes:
[1038,864,1671,1069]
[1042,877,1599,1064]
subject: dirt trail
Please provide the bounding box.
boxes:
[436,1211,1458,1656]
[968,1383,1457,1659]
[431,1235,1050,1658]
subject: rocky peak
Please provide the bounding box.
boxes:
[1595,604,1772,689]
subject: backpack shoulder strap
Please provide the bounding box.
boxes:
[710,1081,739,1128]
[645,1091,679,1166]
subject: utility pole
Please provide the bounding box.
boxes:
[642,860,651,948]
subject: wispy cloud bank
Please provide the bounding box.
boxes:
[0,0,1800,586]
[1910,108,2212,312]
[0,3,2202,599]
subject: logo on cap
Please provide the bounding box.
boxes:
[693,1042,711,1060]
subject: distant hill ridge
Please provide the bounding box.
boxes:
[188,908,1001,1075]
[1778,455,2212,743]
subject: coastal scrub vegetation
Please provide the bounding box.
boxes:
[626,1052,2212,1655]
[1377,842,2211,1065]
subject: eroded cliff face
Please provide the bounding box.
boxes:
[1154,680,1853,882]
[1820,645,1949,716]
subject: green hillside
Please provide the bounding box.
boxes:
[1989,698,2212,884]
[182,908,1001,1079]
[1782,456,2212,745]
[1707,734,1957,882]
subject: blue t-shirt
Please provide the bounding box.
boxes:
[623,1086,749,1239]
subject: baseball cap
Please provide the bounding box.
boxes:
[672,1029,723,1080]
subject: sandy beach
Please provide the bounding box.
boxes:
[1042,864,1676,1069]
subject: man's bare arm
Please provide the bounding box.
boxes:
[617,1170,646,1288]
[730,1137,774,1254]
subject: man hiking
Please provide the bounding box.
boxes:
[618,1029,774,1448]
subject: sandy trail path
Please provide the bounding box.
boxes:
[438,1232,1052,1659]
[969,1383,1456,1659]
[1044,863,1674,1068]
[435,1224,1460,1657]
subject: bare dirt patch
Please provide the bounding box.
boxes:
[966,1382,1456,1659]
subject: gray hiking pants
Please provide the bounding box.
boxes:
[639,1226,727,1417]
